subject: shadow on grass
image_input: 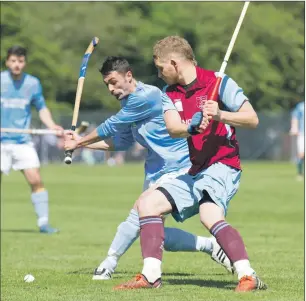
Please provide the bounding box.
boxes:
[67,269,199,277]
[67,269,229,281]
[1,229,38,233]
[165,278,235,290]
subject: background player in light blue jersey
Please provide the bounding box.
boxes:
[290,100,305,181]
[1,46,63,234]
[64,56,232,280]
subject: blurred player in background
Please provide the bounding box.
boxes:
[290,100,304,181]
[1,46,63,234]
[64,56,233,280]
[115,36,267,292]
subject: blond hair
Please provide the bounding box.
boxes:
[153,36,196,64]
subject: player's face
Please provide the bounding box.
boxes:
[154,58,179,85]
[6,55,26,76]
[103,71,133,100]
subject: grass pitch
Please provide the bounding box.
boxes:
[1,162,304,301]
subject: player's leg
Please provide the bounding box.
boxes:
[95,172,231,280]
[196,163,267,292]
[156,170,232,273]
[114,189,172,289]
[12,143,58,234]
[156,170,214,256]
[296,135,304,181]
[93,179,156,279]
[114,173,208,290]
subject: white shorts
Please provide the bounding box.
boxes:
[297,134,305,155]
[142,168,190,192]
[1,143,40,175]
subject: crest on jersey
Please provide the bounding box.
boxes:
[196,95,207,109]
[173,99,183,111]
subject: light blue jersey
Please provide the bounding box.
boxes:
[96,82,191,182]
[292,101,304,134]
[1,70,46,144]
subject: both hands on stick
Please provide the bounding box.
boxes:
[63,131,81,151]
[187,100,222,136]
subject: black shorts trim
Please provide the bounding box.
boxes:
[156,187,178,212]
[199,190,215,206]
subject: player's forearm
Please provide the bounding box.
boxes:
[75,129,102,148]
[39,108,57,129]
[84,139,115,151]
[218,110,259,128]
[164,110,190,138]
[166,122,190,138]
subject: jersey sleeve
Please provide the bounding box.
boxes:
[112,127,135,151]
[96,94,152,139]
[31,79,47,111]
[217,73,248,112]
[162,92,177,113]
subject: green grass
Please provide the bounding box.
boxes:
[1,162,304,301]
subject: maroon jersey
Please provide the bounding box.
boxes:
[165,66,241,175]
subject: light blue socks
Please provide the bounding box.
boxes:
[31,190,49,227]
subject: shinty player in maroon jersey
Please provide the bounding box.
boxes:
[114,36,267,292]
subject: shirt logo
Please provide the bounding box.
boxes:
[196,95,207,109]
[1,98,29,109]
[173,99,183,111]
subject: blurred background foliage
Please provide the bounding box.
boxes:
[1,2,304,112]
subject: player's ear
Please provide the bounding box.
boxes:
[126,71,133,83]
[170,59,178,70]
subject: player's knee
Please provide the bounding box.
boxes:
[29,176,44,192]
[137,190,172,217]
[137,195,155,216]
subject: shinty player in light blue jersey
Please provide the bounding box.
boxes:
[1,46,63,233]
[64,56,233,280]
[290,100,305,181]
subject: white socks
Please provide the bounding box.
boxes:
[233,259,255,280]
[142,257,162,283]
[196,236,213,254]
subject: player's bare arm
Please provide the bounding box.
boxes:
[64,131,114,151]
[64,128,102,150]
[203,100,259,128]
[164,109,210,138]
[39,108,64,134]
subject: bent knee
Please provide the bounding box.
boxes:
[137,189,172,217]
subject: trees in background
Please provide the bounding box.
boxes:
[1,2,304,111]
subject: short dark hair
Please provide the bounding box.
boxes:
[99,56,132,76]
[7,46,27,60]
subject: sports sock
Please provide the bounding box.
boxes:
[164,227,213,254]
[99,211,213,273]
[100,209,140,272]
[140,216,164,283]
[210,220,254,279]
[31,190,49,227]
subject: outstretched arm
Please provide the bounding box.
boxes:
[64,131,115,150]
